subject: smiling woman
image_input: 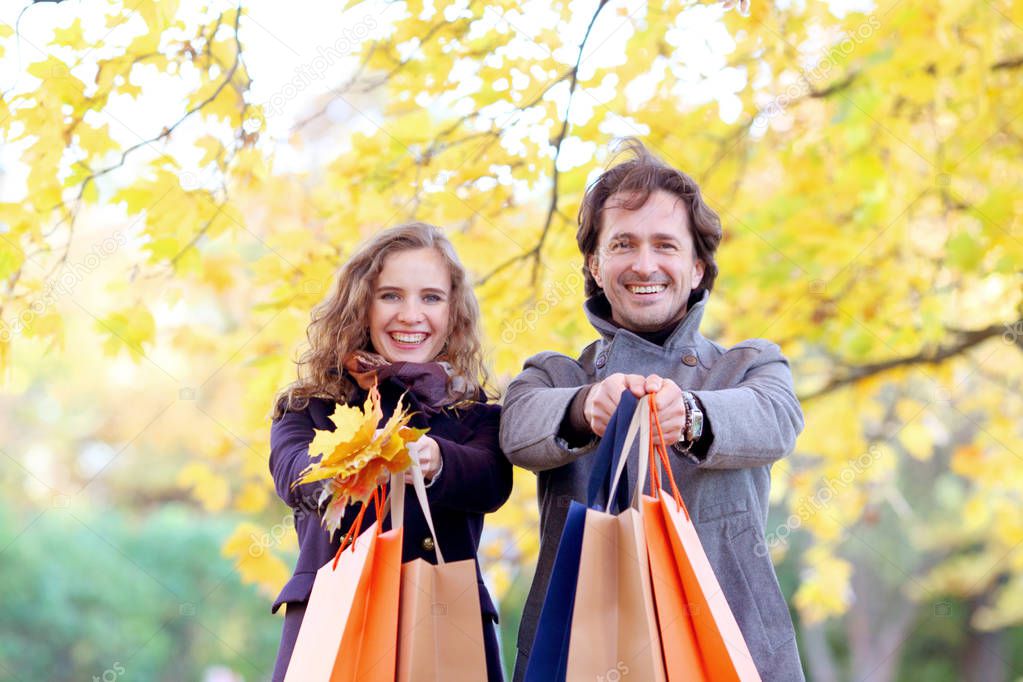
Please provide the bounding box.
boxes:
[368,248,452,364]
[267,223,512,681]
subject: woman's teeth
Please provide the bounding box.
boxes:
[390,332,427,344]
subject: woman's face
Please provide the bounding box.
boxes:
[368,247,452,363]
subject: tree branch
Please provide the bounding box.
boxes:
[294,2,483,131]
[992,55,1023,71]
[801,320,1022,401]
[477,0,610,287]
[807,71,859,98]
[84,6,245,190]
[17,6,249,296]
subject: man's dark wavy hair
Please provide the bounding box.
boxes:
[577,138,723,298]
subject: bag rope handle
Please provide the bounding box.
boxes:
[331,484,386,569]
[649,398,690,521]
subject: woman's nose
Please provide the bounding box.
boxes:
[397,301,424,323]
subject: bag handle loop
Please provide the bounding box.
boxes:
[606,395,652,513]
[648,399,690,521]
[386,457,446,564]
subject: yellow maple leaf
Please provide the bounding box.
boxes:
[294,383,427,532]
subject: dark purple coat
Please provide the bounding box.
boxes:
[268,375,512,680]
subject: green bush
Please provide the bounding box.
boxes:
[0,504,281,681]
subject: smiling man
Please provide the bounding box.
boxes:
[500,139,806,681]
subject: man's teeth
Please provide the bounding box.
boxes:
[391,332,427,344]
[628,284,667,294]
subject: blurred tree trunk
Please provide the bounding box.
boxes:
[799,621,839,682]
[846,556,916,682]
[962,596,1009,682]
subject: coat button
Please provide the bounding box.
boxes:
[595,353,607,369]
[682,353,698,367]
[422,537,435,551]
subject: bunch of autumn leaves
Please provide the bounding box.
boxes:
[292,384,426,533]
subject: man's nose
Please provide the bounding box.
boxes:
[629,244,657,276]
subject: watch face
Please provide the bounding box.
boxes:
[690,410,704,440]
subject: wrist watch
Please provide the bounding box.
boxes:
[679,391,704,449]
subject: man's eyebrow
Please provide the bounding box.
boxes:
[605,231,682,242]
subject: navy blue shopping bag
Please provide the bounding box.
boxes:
[523,391,640,682]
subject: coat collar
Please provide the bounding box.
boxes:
[584,289,710,351]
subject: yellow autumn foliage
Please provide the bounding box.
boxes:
[2,0,1022,656]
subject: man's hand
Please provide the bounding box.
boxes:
[406,436,442,483]
[584,373,647,437]
[644,375,686,446]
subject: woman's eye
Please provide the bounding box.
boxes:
[424,294,442,303]
[381,292,400,301]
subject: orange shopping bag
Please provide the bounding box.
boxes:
[285,486,402,682]
[334,527,402,681]
[643,495,707,680]
[645,399,762,682]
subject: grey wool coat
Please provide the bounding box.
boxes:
[500,289,806,681]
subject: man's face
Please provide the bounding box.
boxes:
[588,189,705,333]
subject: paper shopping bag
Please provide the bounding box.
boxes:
[522,500,587,682]
[565,505,667,682]
[658,495,761,681]
[646,397,761,682]
[564,393,666,682]
[333,526,402,682]
[396,556,488,681]
[643,494,709,681]
[284,520,381,682]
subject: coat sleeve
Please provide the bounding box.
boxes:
[426,403,513,513]
[268,403,325,510]
[688,340,804,469]
[499,352,599,473]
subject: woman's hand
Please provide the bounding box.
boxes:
[407,436,442,483]
[372,431,442,486]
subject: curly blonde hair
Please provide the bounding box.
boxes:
[272,222,489,420]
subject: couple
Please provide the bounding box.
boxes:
[268,139,806,682]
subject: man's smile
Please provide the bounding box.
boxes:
[625,283,668,295]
